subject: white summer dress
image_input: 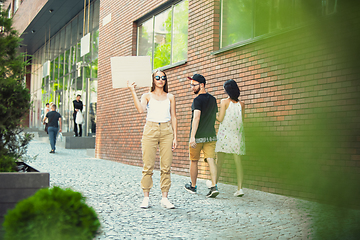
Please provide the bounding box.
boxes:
[215,101,246,155]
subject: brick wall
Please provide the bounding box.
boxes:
[3,0,48,34]
[97,0,360,204]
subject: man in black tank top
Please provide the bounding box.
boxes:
[184,74,219,198]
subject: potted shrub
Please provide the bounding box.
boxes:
[3,187,101,240]
[0,7,49,234]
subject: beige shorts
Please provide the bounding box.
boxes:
[189,141,216,161]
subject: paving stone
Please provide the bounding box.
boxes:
[24,140,357,239]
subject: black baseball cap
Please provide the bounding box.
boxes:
[187,74,206,84]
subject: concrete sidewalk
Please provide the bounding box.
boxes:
[25,140,320,239]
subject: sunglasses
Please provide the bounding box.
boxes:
[155,76,167,80]
[190,83,200,87]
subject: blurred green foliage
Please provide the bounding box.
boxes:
[0,155,17,172]
[217,1,360,239]
[3,186,100,240]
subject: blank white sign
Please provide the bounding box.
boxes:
[43,60,50,77]
[111,56,152,89]
[81,33,90,57]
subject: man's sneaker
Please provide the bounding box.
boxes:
[160,198,175,209]
[206,186,219,198]
[206,180,212,189]
[140,197,150,209]
[234,189,244,197]
[184,182,197,194]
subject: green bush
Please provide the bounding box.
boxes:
[0,155,17,172]
[0,7,33,162]
[3,186,101,240]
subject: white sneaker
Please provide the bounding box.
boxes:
[160,198,175,209]
[234,189,244,197]
[140,197,150,208]
[206,180,212,189]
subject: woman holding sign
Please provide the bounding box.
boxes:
[127,70,177,209]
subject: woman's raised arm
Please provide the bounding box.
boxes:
[127,81,147,113]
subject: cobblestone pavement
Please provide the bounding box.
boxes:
[26,140,318,239]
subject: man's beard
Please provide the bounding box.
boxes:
[193,88,200,94]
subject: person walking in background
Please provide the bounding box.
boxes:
[43,104,62,153]
[73,95,83,137]
[44,103,50,134]
[127,70,178,209]
[184,74,219,198]
[215,79,246,197]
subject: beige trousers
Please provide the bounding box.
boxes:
[141,121,173,193]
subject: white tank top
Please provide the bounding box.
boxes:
[146,93,171,122]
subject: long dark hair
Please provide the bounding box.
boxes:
[224,79,240,102]
[151,70,168,93]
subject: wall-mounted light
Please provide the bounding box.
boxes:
[49,9,53,13]
[31,30,35,33]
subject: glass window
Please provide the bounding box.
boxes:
[137,0,188,69]
[270,0,293,31]
[41,77,48,105]
[221,0,254,47]
[7,4,11,18]
[91,29,99,60]
[50,60,54,80]
[172,0,188,63]
[78,11,84,41]
[76,41,81,63]
[49,37,55,60]
[49,81,55,103]
[153,8,172,69]
[65,24,72,49]
[71,17,78,46]
[138,18,153,64]
[54,34,60,58]
[65,49,70,75]
[59,77,63,90]
[63,75,70,132]
[84,33,92,64]
[324,0,337,15]
[54,57,59,80]
[92,0,100,30]
[59,53,64,77]
[220,0,334,49]
[13,0,19,13]
[76,77,82,91]
[91,59,98,78]
[84,66,91,79]
[59,28,65,52]
[71,46,76,72]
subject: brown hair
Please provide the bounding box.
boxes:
[151,70,168,93]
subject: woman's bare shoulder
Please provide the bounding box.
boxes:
[168,93,175,100]
[142,92,151,97]
[240,100,245,107]
[221,98,230,104]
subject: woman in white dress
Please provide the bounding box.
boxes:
[215,79,245,197]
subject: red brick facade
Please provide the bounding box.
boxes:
[96,0,360,203]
